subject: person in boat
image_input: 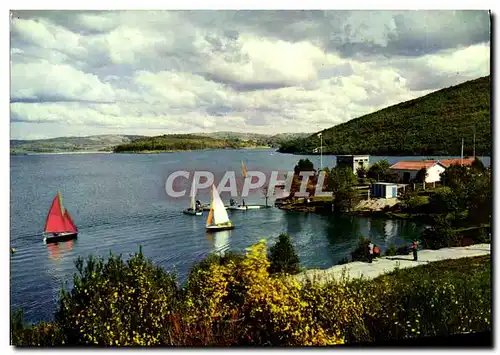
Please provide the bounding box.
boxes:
[230,198,235,206]
[242,199,246,207]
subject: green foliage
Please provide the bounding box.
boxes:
[327,166,359,212]
[11,309,64,346]
[114,134,257,153]
[269,234,301,275]
[367,159,396,182]
[55,250,180,345]
[420,215,459,249]
[279,76,491,156]
[293,158,314,175]
[347,255,491,343]
[402,195,429,213]
[384,244,397,256]
[11,244,491,346]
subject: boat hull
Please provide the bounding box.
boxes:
[206,225,235,232]
[227,205,270,210]
[44,232,78,244]
[183,209,203,216]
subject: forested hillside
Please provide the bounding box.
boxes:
[279,76,491,156]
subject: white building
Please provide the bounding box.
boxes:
[389,158,475,183]
[336,155,370,172]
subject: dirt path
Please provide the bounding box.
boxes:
[295,243,491,285]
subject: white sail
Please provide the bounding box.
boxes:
[190,193,196,210]
[211,185,230,225]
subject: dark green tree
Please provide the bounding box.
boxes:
[269,234,300,275]
[327,166,359,212]
[293,159,315,175]
[415,168,428,183]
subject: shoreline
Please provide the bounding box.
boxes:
[296,243,491,285]
[11,151,113,156]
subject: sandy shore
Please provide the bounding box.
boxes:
[296,243,491,285]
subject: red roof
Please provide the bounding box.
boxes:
[390,158,475,171]
[438,158,475,167]
[390,160,439,171]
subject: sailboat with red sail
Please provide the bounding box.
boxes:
[43,191,78,244]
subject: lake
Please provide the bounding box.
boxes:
[10,149,490,323]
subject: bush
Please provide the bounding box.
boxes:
[55,249,181,346]
[11,309,64,346]
[11,241,492,347]
[420,216,460,249]
[385,244,397,256]
[346,255,491,343]
[183,240,345,345]
[269,234,300,275]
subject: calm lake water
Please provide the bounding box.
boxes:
[10,149,490,323]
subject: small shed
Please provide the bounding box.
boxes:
[371,182,398,199]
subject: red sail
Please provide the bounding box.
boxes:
[44,193,67,233]
[63,210,78,233]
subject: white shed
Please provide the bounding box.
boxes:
[389,160,446,183]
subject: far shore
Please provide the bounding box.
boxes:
[11,146,275,156]
[11,151,113,156]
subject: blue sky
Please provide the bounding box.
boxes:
[10,10,490,139]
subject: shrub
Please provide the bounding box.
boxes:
[11,309,64,346]
[346,255,491,343]
[385,244,397,256]
[269,234,300,275]
[420,216,460,249]
[183,240,345,346]
[55,249,180,346]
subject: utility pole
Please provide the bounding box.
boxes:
[461,138,464,166]
[320,133,323,170]
[473,128,476,160]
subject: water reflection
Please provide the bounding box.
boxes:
[206,230,231,256]
[46,240,76,262]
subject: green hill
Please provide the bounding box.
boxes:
[10,135,144,154]
[279,76,491,156]
[113,134,263,153]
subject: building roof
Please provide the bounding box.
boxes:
[390,158,475,171]
[438,158,475,167]
[372,182,398,186]
[390,160,440,171]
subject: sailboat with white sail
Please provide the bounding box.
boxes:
[43,191,78,244]
[183,192,203,216]
[206,185,234,232]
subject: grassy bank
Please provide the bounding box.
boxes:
[11,240,490,347]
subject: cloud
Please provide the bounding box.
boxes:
[9,10,490,139]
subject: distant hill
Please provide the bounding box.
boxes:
[10,131,312,154]
[113,134,266,153]
[10,135,145,154]
[279,76,491,156]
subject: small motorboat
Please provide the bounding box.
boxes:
[183,194,203,216]
[43,191,78,244]
[206,185,235,232]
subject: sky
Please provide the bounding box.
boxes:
[9,10,491,140]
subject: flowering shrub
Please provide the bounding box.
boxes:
[11,243,491,347]
[55,250,180,346]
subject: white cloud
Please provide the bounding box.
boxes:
[9,10,490,139]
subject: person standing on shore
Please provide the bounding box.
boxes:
[368,242,374,263]
[412,241,419,261]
